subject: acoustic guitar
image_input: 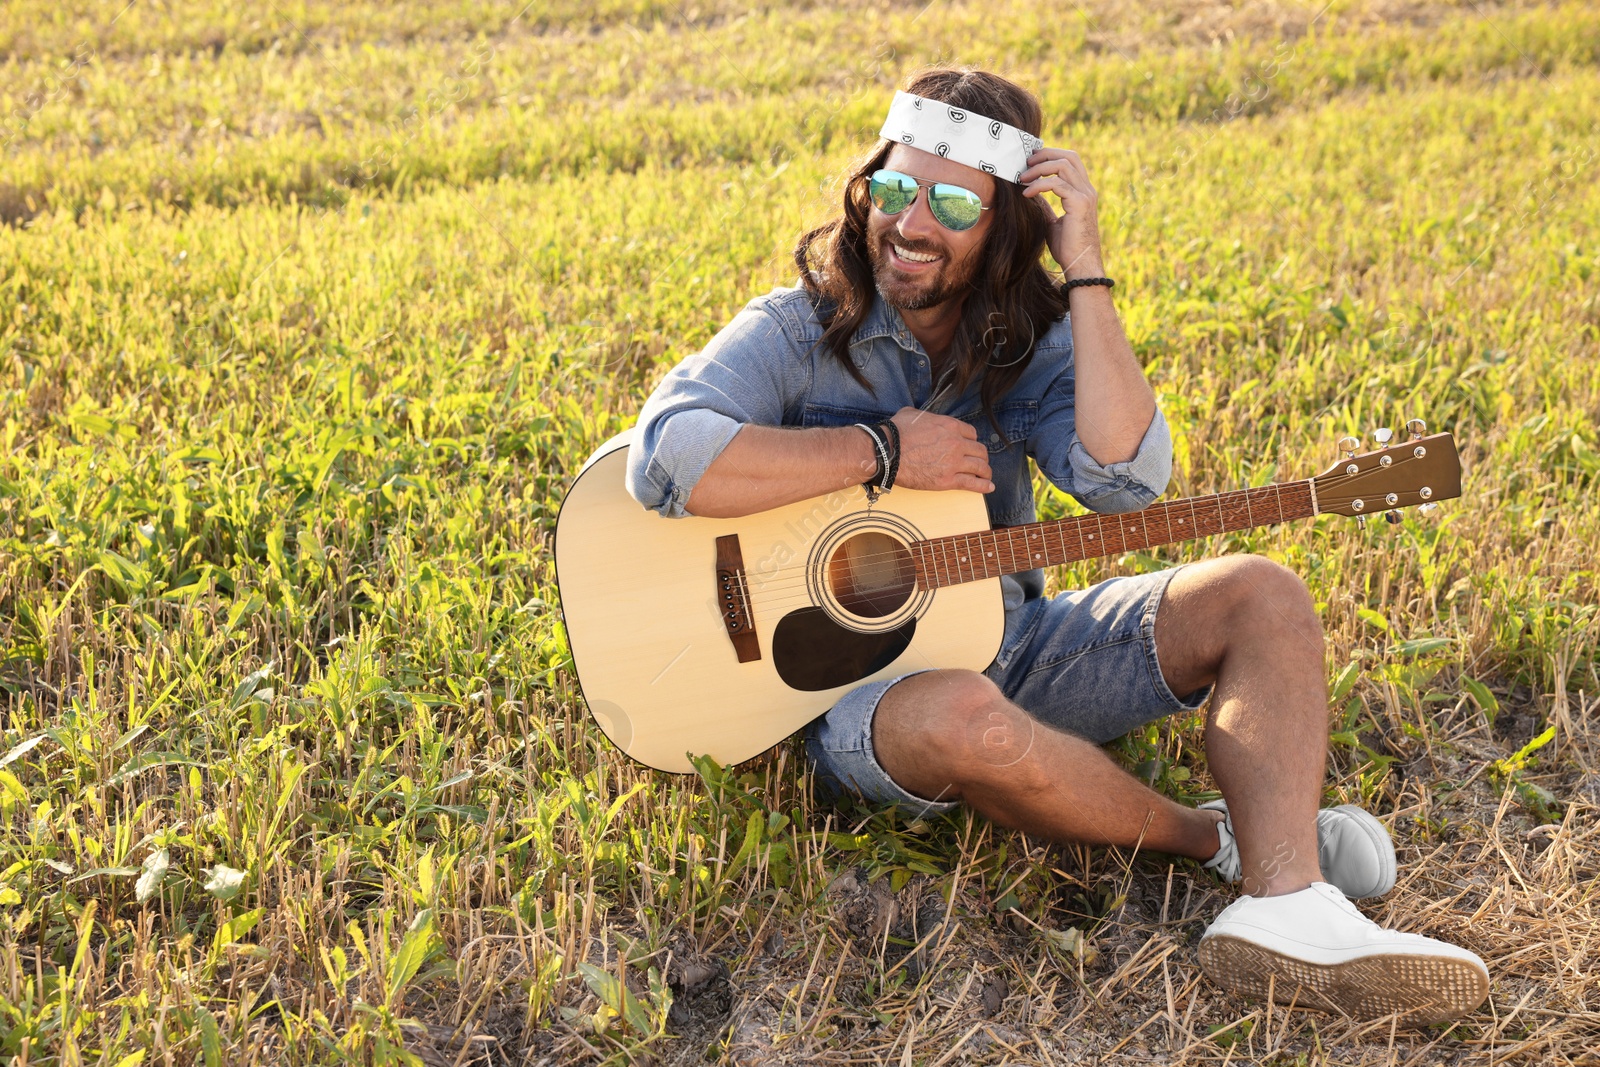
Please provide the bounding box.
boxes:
[554,426,1460,772]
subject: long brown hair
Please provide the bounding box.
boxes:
[793,66,1070,432]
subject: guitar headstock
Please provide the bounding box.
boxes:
[1313,429,1461,520]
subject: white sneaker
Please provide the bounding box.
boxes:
[1200,800,1397,898]
[1199,881,1489,1023]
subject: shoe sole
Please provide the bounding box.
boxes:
[1198,935,1489,1024]
[1319,805,1397,898]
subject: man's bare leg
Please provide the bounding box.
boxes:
[871,555,1327,895]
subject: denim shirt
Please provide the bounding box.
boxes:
[625,282,1172,605]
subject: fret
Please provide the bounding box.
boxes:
[1244,487,1254,530]
[1105,513,1127,556]
[1082,513,1102,557]
[1180,498,1196,540]
[1026,525,1045,567]
[1271,482,1285,524]
[1217,490,1238,534]
[1248,485,1269,527]
[937,538,952,590]
[1153,500,1173,547]
[1124,511,1146,552]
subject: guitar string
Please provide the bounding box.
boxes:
[703,482,1368,615]
[682,466,1405,620]
[722,482,1321,585]
[705,473,1377,601]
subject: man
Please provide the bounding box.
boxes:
[625,66,1488,1022]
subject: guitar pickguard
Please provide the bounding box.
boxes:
[771,607,917,692]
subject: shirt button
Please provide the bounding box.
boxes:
[989,432,1000,443]
[917,358,926,367]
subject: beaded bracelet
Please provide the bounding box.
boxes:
[1064,276,1115,291]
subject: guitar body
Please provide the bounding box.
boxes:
[554,430,1006,773]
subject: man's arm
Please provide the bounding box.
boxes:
[686,407,997,518]
[1017,146,1157,466]
[1062,275,1158,466]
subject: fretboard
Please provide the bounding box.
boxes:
[911,481,1317,590]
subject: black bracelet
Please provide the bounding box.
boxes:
[853,422,889,485]
[877,419,900,492]
[1064,276,1114,291]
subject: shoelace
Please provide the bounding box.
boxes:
[1314,883,1381,929]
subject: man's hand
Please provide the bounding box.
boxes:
[891,407,994,493]
[1019,147,1105,280]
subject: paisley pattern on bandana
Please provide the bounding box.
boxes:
[878,90,1041,185]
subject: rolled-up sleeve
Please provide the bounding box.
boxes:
[1029,370,1173,514]
[625,297,812,518]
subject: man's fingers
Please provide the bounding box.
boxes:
[958,473,996,493]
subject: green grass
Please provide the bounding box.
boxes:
[2,0,1598,1063]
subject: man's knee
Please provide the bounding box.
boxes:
[873,669,1040,796]
[1158,555,1323,691]
[1182,554,1320,635]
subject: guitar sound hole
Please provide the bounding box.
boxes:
[827,532,915,619]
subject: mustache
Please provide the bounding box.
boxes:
[884,237,942,257]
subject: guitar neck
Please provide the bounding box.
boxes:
[911,480,1317,590]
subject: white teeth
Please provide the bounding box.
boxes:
[894,245,939,263]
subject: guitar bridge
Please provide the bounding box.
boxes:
[715,534,761,663]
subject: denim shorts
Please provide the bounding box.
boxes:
[802,565,1211,816]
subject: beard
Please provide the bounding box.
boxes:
[869,230,982,311]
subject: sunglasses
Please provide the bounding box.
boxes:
[868,169,990,232]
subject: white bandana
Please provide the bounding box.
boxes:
[878,90,1045,184]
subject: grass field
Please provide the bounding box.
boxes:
[1,0,1598,1063]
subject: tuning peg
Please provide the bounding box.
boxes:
[1385,510,1403,525]
[1372,427,1393,448]
[1406,418,1427,440]
[1355,514,1368,529]
[1338,435,1360,459]
[1417,502,1439,516]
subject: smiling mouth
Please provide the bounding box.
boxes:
[888,243,941,269]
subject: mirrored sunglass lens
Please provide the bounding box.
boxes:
[870,170,917,213]
[930,185,983,230]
